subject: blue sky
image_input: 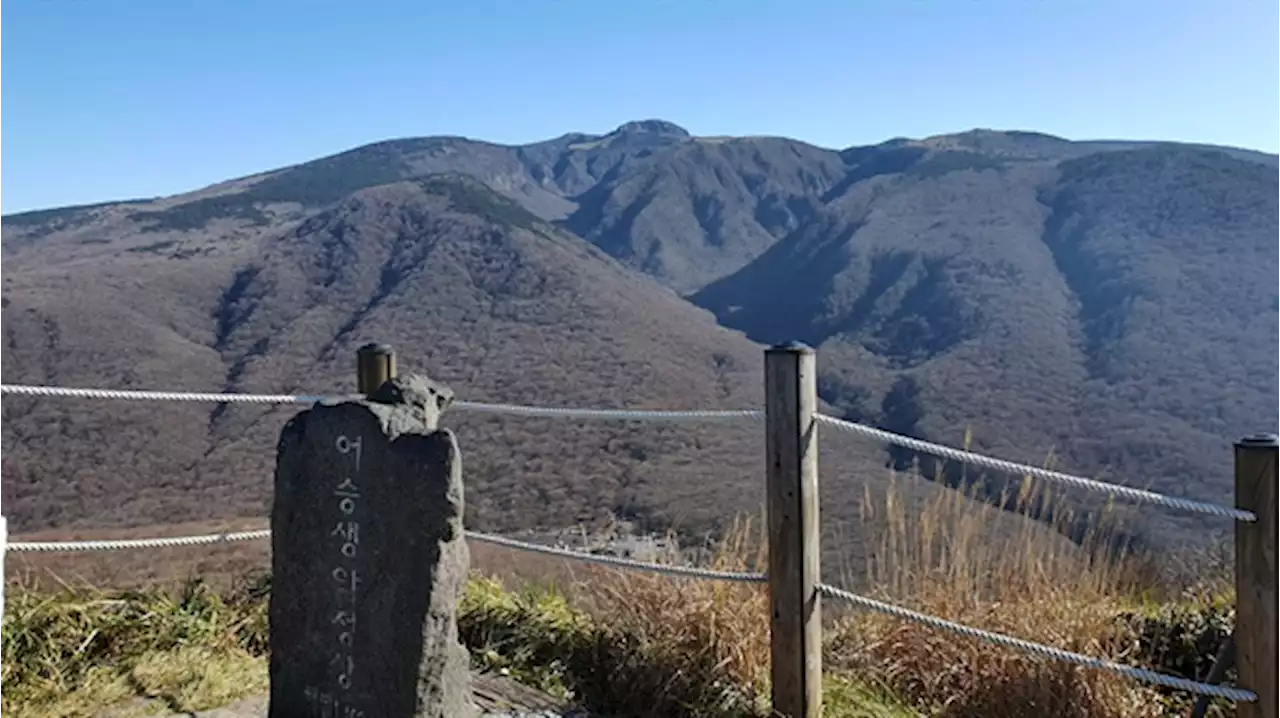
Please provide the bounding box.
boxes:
[3,0,1277,214]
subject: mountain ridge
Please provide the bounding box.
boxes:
[7,121,1273,222]
[2,120,1276,559]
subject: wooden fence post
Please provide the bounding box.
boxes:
[1235,432,1277,718]
[1,515,7,628]
[765,342,822,718]
[357,343,396,396]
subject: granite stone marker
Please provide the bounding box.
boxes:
[268,374,475,718]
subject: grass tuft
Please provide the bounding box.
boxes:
[1,573,270,717]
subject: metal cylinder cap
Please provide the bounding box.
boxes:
[768,340,815,353]
[1239,433,1279,448]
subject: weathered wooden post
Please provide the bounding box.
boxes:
[269,347,476,718]
[765,342,822,718]
[1235,433,1277,718]
[1,515,7,627]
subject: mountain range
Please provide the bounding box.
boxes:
[3,119,1276,562]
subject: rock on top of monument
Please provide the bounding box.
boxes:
[368,374,456,430]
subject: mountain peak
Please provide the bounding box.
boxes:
[611,119,691,138]
[918,128,1072,157]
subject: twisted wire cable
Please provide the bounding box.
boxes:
[454,400,762,422]
[464,530,766,583]
[7,527,765,584]
[0,384,322,404]
[7,529,272,551]
[815,413,1253,522]
[0,384,761,422]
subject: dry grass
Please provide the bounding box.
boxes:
[461,463,1232,718]
[537,442,1235,717]
[568,516,773,714]
[0,573,270,718]
[3,469,1238,717]
[821,461,1203,718]
[457,516,776,716]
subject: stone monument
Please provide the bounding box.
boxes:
[268,373,475,718]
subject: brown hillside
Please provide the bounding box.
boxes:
[4,175,1063,585]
